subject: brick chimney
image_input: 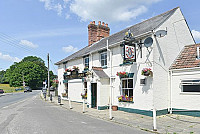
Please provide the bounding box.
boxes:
[88,21,110,46]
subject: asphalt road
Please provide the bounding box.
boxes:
[0,93,149,134]
[0,91,40,109]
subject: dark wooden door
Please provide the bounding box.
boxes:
[91,83,97,108]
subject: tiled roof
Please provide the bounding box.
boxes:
[170,44,200,69]
[92,67,109,78]
[55,7,179,65]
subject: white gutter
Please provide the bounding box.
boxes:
[107,39,113,120]
[170,67,200,71]
[170,70,173,114]
[57,31,153,65]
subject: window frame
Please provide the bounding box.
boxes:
[181,79,200,93]
[84,56,89,68]
[100,51,107,67]
[121,78,134,98]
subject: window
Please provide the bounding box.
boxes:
[181,80,200,92]
[121,78,133,97]
[100,52,107,67]
[64,64,67,70]
[84,56,89,68]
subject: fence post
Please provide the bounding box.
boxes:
[69,97,72,109]
[83,99,85,113]
[153,108,157,131]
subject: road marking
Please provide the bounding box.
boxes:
[1,93,39,109]
[81,121,87,124]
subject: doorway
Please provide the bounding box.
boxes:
[91,83,97,108]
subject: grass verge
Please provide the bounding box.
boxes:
[0,84,24,93]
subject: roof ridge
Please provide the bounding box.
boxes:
[91,7,179,46]
[56,7,180,65]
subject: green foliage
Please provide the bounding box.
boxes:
[0,70,6,84]
[5,56,50,89]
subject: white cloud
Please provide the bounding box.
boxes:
[39,0,161,22]
[69,0,161,22]
[39,0,63,16]
[62,45,78,53]
[192,30,200,41]
[20,40,38,48]
[0,52,21,62]
[65,13,70,19]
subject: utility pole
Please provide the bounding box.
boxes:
[22,72,25,87]
[47,53,50,96]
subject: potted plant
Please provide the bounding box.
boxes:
[141,68,152,76]
[72,66,79,71]
[116,71,128,78]
[81,93,87,99]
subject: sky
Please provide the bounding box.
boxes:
[0,0,200,74]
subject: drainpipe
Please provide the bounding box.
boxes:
[170,70,173,114]
[107,39,113,120]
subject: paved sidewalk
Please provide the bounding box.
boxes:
[42,94,200,134]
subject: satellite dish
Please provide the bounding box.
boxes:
[154,30,167,37]
[144,37,153,48]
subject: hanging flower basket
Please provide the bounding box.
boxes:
[72,66,79,71]
[116,71,128,78]
[141,68,152,76]
[118,95,133,102]
[84,67,89,71]
[65,68,72,72]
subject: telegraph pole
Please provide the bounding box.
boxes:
[22,72,25,87]
[47,53,50,96]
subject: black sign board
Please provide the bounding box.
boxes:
[58,95,61,104]
[50,94,52,102]
[140,78,146,85]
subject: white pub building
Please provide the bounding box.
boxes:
[55,7,200,116]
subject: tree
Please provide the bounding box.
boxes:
[5,56,51,89]
[0,70,6,84]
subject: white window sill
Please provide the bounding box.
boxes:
[180,92,200,95]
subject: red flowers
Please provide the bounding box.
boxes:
[141,68,152,76]
[53,79,59,83]
[65,68,72,72]
[116,71,128,76]
[72,66,79,70]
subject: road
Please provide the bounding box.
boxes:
[0,91,40,109]
[0,92,149,134]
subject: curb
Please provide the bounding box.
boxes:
[41,95,159,134]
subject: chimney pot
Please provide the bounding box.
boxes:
[98,21,101,25]
[88,21,110,46]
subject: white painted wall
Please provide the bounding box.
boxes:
[153,8,195,110]
[56,7,195,112]
[68,79,83,102]
[171,68,200,110]
[99,79,109,106]
[57,64,65,96]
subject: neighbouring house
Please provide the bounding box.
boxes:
[55,7,196,116]
[169,44,200,116]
